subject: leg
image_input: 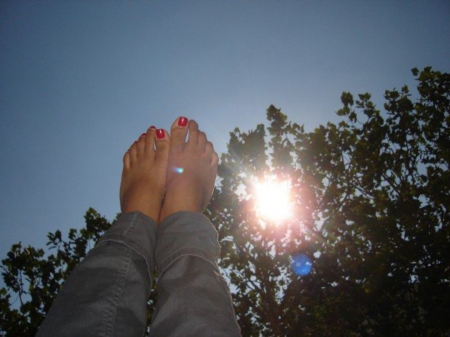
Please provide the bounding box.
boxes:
[150,118,241,336]
[37,126,170,337]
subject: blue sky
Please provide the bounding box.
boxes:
[1,0,449,260]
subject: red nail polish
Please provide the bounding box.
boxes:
[178,117,188,127]
[156,129,165,139]
[140,133,146,137]
[133,141,137,145]
[149,126,156,129]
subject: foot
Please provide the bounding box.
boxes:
[159,117,219,222]
[120,126,170,221]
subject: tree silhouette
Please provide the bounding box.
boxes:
[1,209,112,336]
[210,67,449,336]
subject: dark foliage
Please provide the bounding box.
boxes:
[210,67,450,336]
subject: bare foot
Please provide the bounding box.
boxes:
[159,117,219,222]
[120,126,170,221]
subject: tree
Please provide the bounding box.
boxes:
[2,67,449,336]
[0,209,113,336]
[209,67,449,336]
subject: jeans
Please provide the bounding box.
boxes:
[36,211,241,337]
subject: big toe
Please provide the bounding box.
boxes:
[170,116,189,153]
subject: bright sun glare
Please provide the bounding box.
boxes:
[254,176,293,223]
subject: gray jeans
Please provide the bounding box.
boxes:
[36,211,241,337]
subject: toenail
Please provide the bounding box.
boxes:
[140,133,146,137]
[149,126,156,129]
[178,117,188,127]
[156,129,165,139]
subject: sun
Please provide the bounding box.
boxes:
[253,176,293,223]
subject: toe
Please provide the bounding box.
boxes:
[211,151,219,167]
[136,133,146,157]
[206,142,219,165]
[123,150,131,170]
[144,126,157,156]
[170,116,189,153]
[155,128,170,161]
[198,131,207,152]
[129,141,138,163]
[187,120,199,147]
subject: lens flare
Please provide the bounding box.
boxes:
[172,167,184,174]
[254,177,293,222]
[291,254,312,276]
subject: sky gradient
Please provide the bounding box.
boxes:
[1,1,449,260]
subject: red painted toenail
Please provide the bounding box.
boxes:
[156,129,165,139]
[141,133,146,137]
[178,117,188,127]
[149,126,156,129]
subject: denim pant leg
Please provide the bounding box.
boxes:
[150,211,241,337]
[36,212,157,337]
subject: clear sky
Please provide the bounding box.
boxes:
[1,0,449,260]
